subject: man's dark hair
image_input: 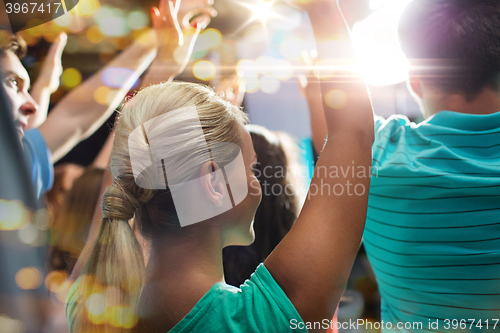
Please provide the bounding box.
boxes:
[0,31,27,59]
[398,0,500,99]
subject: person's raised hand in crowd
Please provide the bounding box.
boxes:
[27,32,67,129]
[141,0,218,87]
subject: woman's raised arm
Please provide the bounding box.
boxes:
[265,0,374,330]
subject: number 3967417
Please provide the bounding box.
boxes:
[5,2,63,14]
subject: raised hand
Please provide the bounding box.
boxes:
[28,32,67,129]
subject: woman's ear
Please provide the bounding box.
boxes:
[199,161,226,207]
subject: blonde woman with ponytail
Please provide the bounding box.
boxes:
[66,1,374,333]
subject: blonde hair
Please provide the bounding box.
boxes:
[71,82,248,332]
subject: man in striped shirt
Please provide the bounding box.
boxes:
[364,0,500,331]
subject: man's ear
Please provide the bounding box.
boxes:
[199,161,225,207]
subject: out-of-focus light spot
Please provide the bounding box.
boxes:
[86,26,105,44]
[256,55,275,75]
[102,68,134,88]
[86,293,107,317]
[111,37,131,50]
[313,60,336,80]
[33,208,52,230]
[18,223,43,246]
[193,60,216,81]
[26,19,44,37]
[236,60,258,79]
[94,86,112,105]
[45,270,68,294]
[55,280,73,302]
[250,0,274,23]
[62,68,82,89]
[280,37,306,60]
[268,4,302,31]
[271,59,293,80]
[0,315,25,333]
[53,12,73,28]
[96,7,128,37]
[260,75,280,94]
[195,29,222,52]
[352,0,413,86]
[15,267,42,290]
[68,15,88,34]
[107,306,138,328]
[0,200,29,230]
[127,10,149,30]
[18,31,38,46]
[325,89,347,109]
[73,0,101,17]
[244,77,260,93]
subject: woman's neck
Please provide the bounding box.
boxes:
[136,225,225,332]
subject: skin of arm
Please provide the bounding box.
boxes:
[265,1,374,330]
[27,33,67,129]
[38,29,158,162]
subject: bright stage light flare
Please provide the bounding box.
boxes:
[252,0,275,23]
[235,0,277,25]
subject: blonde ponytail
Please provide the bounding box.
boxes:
[71,182,153,332]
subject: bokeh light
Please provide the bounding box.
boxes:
[244,77,260,93]
[256,55,275,75]
[94,86,112,105]
[260,75,280,94]
[86,25,105,44]
[194,29,222,52]
[73,0,101,17]
[325,89,348,109]
[279,37,306,60]
[193,60,216,81]
[45,270,68,294]
[53,12,73,28]
[236,60,258,79]
[127,10,149,30]
[107,306,138,328]
[15,267,43,290]
[101,68,135,88]
[0,200,30,230]
[62,68,82,89]
[18,223,44,246]
[271,59,293,80]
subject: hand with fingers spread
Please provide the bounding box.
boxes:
[28,32,67,129]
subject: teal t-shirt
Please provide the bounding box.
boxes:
[364,111,500,332]
[66,263,307,332]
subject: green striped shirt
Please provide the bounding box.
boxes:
[364,111,500,332]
